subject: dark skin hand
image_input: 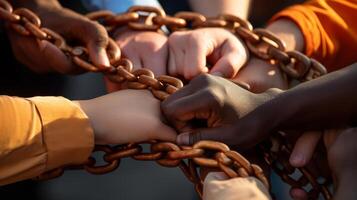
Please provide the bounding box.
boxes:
[7,0,120,74]
[161,73,280,146]
[162,63,357,148]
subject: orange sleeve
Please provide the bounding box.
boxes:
[0,96,94,185]
[270,0,357,71]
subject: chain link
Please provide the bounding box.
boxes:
[0,1,331,199]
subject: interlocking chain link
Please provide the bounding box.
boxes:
[0,1,331,199]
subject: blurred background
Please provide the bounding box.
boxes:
[0,0,303,199]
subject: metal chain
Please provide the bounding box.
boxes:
[84,7,332,198]
[0,1,331,199]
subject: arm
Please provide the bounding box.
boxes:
[162,62,357,146]
[189,0,251,19]
[235,0,357,92]
[269,0,357,71]
[0,96,94,185]
[0,90,176,185]
[203,172,271,200]
[257,63,357,133]
[7,0,117,73]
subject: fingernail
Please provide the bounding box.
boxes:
[97,48,110,68]
[210,71,224,77]
[290,153,305,167]
[177,133,190,145]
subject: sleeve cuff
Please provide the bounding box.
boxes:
[27,97,94,171]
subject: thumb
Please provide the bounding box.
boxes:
[84,22,111,69]
[209,39,247,78]
[176,126,236,146]
[289,131,322,167]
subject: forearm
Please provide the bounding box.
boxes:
[233,19,303,92]
[260,63,357,131]
[189,0,250,19]
[265,19,304,52]
[8,0,61,10]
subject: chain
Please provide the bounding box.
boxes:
[86,7,327,83]
[0,1,331,199]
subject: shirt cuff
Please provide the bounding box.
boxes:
[27,97,94,171]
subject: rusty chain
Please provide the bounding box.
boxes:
[0,1,331,199]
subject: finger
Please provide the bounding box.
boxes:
[210,43,246,78]
[204,172,229,183]
[38,40,76,74]
[183,40,209,80]
[290,131,322,167]
[163,89,217,124]
[168,48,178,76]
[290,188,309,200]
[84,23,111,69]
[173,47,185,76]
[142,45,168,76]
[153,124,177,142]
[176,126,235,145]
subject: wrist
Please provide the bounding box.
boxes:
[254,88,289,131]
[73,100,103,144]
[10,0,62,13]
[266,19,304,52]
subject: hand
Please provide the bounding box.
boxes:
[288,128,357,200]
[232,58,288,93]
[161,74,280,146]
[203,172,271,200]
[77,89,176,145]
[168,28,248,80]
[7,1,118,74]
[106,28,168,92]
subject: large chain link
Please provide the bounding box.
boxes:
[0,1,331,199]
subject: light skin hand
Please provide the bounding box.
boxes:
[203,172,271,200]
[168,28,248,80]
[106,28,168,92]
[8,0,118,74]
[189,0,251,19]
[232,57,288,93]
[76,89,176,145]
[232,19,304,93]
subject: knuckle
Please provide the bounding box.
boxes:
[204,88,223,107]
[85,21,109,45]
[194,73,212,85]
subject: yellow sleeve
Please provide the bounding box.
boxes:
[0,96,94,185]
[270,0,357,71]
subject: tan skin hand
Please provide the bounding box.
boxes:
[232,58,288,93]
[168,28,248,80]
[106,28,168,92]
[77,90,176,145]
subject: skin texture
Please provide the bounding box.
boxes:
[76,89,176,145]
[105,28,168,92]
[8,0,118,74]
[189,0,251,19]
[161,74,280,146]
[168,28,248,80]
[162,63,357,200]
